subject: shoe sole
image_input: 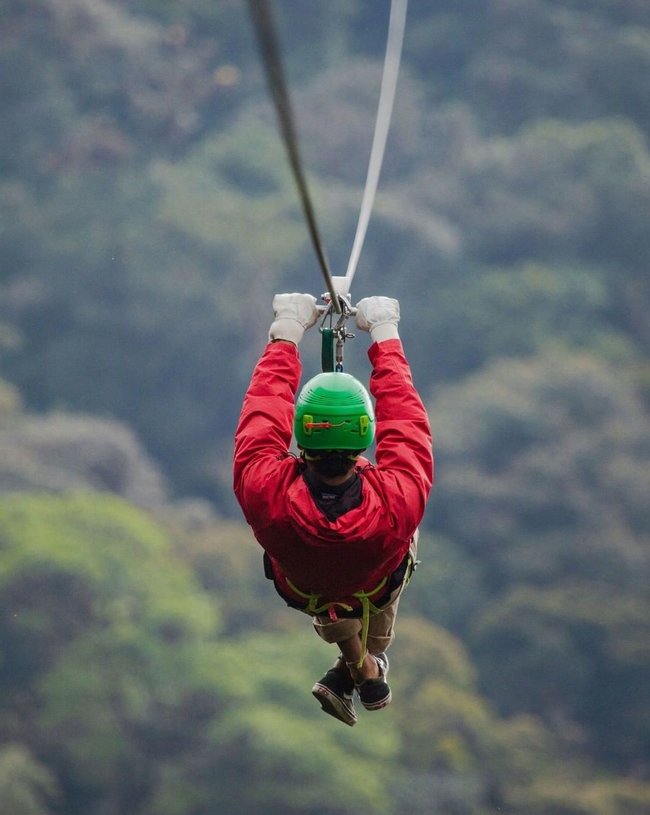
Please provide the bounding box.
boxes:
[312,683,357,726]
[359,689,392,711]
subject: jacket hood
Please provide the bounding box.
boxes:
[285,473,386,544]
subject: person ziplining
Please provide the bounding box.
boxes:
[235,0,433,726]
[234,294,433,725]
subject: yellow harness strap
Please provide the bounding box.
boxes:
[285,578,354,617]
[286,574,390,670]
[352,576,389,668]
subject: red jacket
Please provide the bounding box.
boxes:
[233,338,433,608]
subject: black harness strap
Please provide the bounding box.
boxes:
[246,0,340,312]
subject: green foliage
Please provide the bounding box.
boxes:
[0,412,167,505]
[0,376,20,419]
[153,120,308,269]
[511,777,650,815]
[473,583,650,767]
[191,634,398,815]
[4,0,650,500]
[1,0,650,810]
[0,487,598,815]
[164,502,286,635]
[0,493,218,684]
[0,744,57,815]
[0,494,221,813]
[430,351,650,586]
[427,351,650,769]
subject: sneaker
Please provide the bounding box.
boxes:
[356,653,391,711]
[312,662,357,727]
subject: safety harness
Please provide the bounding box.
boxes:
[266,550,418,668]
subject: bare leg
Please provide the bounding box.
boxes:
[337,634,380,683]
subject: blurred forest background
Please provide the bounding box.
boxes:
[1,1,649,813]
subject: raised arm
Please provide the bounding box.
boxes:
[356,296,434,534]
[233,293,319,521]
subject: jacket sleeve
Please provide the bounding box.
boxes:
[366,338,434,536]
[233,341,302,526]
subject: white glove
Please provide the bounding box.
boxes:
[355,296,400,343]
[269,293,319,345]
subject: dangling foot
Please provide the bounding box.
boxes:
[355,653,391,711]
[312,657,357,726]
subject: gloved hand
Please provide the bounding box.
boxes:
[269,293,320,345]
[355,296,400,343]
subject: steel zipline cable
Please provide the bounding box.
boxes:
[246,0,340,312]
[247,0,408,314]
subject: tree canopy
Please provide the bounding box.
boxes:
[1,0,649,812]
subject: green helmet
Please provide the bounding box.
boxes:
[294,372,375,450]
